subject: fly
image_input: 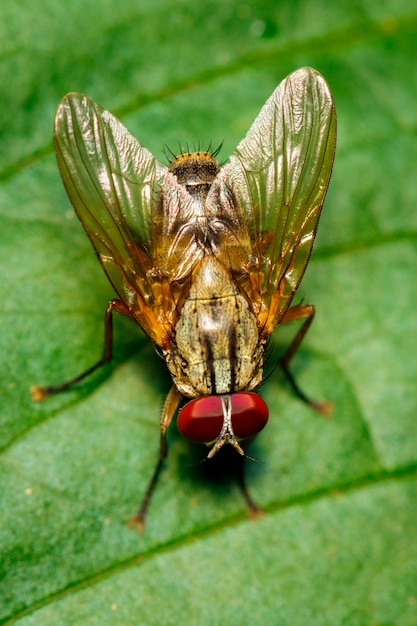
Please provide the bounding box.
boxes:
[32,67,336,529]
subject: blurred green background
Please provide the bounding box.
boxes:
[1,1,417,624]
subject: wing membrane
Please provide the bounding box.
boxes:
[219,67,336,335]
[54,69,335,347]
[54,94,197,347]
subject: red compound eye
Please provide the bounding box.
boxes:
[177,392,269,443]
[229,392,269,439]
[178,395,224,443]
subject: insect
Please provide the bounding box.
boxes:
[32,67,336,529]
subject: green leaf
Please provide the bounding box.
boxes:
[1,2,417,624]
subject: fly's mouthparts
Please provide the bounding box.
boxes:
[206,395,245,458]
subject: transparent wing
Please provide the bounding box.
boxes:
[217,67,336,336]
[54,94,198,348]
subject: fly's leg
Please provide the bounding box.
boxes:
[31,299,132,401]
[31,298,181,531]
[128,384,182,531]
[280,304,332,416]
[235,452,264,521]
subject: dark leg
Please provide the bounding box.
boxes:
[128,384,182,531]
[280,304,332,416]
[235,453,263,521]
[31,298,132,401]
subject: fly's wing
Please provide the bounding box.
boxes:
[54,94,197,349]
[216,67,336,337]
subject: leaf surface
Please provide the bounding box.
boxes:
[1,2,417,624]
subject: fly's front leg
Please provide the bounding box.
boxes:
[235,452,264,521]
[31,298,132,401]
[128,384,182,531]
[280,304,332,416]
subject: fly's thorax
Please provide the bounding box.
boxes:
[165,256,265,397]
[169,152,220,204]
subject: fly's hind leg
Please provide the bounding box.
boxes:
[31,298,132,401]
[31,298,182,531]
[280,304,332,416]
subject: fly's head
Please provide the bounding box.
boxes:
[177,392,269,458]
